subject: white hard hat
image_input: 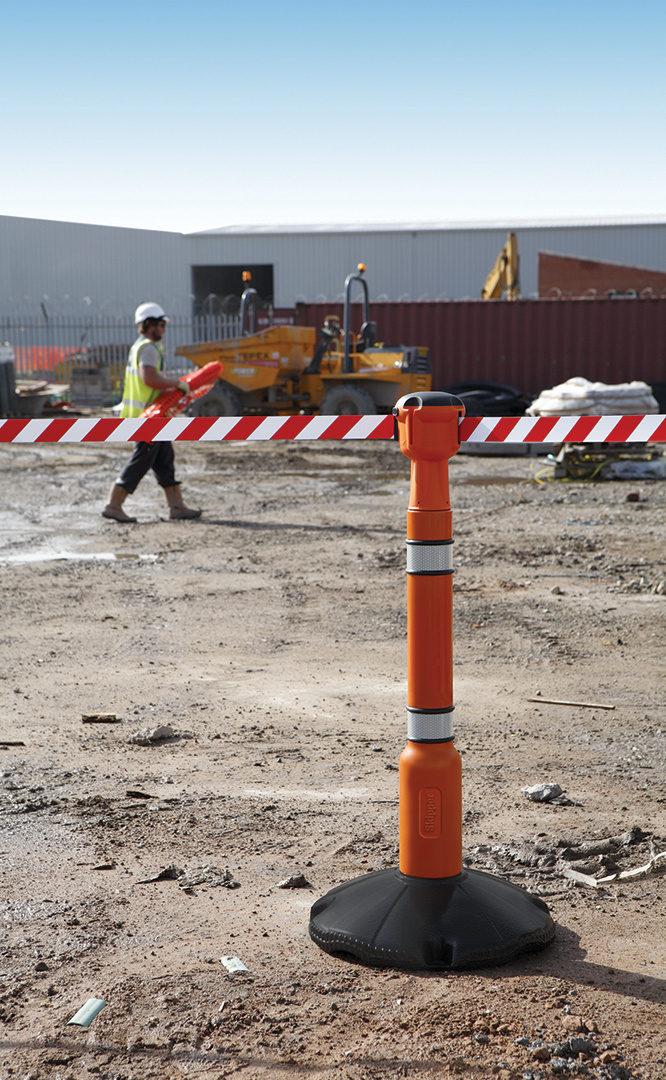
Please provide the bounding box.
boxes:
[134,302,168,325]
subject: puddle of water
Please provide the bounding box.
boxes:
[0,551,158,566]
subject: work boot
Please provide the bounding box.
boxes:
[102,484,137,523]
[163,484,202,520]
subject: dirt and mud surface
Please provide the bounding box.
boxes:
[1,435,665,1080]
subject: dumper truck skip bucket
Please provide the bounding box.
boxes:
[176,326,317,388]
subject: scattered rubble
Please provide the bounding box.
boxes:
[522,782,580,806]
[466,825,660,889]
[136,864,184,884]
[177,865,240,890]
[276,872,310,889]
[136,864,240,889]
[128,724,178,745]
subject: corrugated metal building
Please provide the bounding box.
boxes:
[0,215,186,316]
[191,219,666,308]
[2,213,666,316]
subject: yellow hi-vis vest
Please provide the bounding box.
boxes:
[120,336,164,418]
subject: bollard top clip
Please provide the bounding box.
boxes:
[394,392,465,463]
[394,392,465,412]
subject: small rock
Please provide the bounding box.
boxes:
[551,586,564,595]
[565,1036,597,1056]
[606,1066,632,1080]
[137,864,183,883]
[129,724,177,746]
[599,1050,620,1064]
[625,492,640,503]
[178,865,240,890]
[35,961,48,972]
[550,1058,577,1075]
[562,1014,584,1033]
[449,1058,468,1074]
[530,1045,550,1061]
[583,1019,599,1033]
[276,873,310,889]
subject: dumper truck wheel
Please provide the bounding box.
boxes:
[320,385,377,415]
[188,385,241,417]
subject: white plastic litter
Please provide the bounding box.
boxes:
[606,458,666,479]
[220,956,248,973]
[527,377,659,417]
[67,998,107,1027]
[522,782,563,803]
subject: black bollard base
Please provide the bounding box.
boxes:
[309,867,555,971]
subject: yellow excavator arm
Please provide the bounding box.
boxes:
[482,232,520,300]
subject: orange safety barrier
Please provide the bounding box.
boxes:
[397,396,463,879]
[309,392,556,971]
[140,362,223,418]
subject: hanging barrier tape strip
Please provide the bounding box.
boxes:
[460,414,666,444]
[0,414,665,445]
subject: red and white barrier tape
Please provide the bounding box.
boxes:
[0,415,393,443]
[460,414,666,444]
[1,414,665,445]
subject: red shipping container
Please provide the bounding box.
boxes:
[294,297,666,405]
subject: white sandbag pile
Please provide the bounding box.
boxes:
[527,376,659,417]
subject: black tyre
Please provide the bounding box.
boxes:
[189,385,241,417]
[441,381,532,417]
[320,385,377,415]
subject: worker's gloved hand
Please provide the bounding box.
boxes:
[177,381,190,395]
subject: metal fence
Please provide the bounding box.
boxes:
[1,313,242,402]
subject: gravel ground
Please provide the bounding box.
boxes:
[1,436,665,1080]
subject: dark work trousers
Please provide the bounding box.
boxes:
[117,441,177,494]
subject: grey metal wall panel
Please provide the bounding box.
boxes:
[0,215,188,317]
[185,228,507,305]
[3,214,666,316]
[186,223,666,306]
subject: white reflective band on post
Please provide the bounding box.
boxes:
[407,709,454,741]
[406,540,453,574]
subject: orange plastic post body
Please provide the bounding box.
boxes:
[396,399,465,879]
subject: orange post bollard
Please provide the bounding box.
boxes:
[396,394,463,879]
[309,393,555,970]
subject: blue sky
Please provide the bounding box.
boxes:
[2,0,665,233]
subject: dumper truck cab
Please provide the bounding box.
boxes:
[175,265,431,416]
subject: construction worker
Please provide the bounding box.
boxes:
[102,302,202,522]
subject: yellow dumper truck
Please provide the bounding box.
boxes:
[175,265,431,416]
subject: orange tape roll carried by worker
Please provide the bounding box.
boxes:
[140,362,223,419]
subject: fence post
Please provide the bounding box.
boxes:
[309,392,556,970]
